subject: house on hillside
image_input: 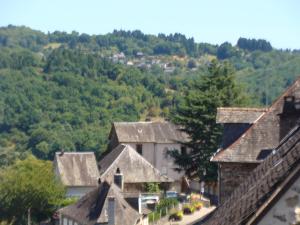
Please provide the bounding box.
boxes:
[201,124,300,225]
[59,181,147,225]
[99,144,173,192]
[212,78,300,204]
[107,121,189,191]
[54,152,100,197]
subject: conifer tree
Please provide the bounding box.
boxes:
[170,60,249,181]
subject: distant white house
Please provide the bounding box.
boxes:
[53,152,100,197]
[108,121,190,192]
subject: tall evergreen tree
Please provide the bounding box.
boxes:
[170,60,249,181]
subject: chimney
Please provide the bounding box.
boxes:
[108,196,115,225]
[279,96,300,140]
[282,96,296,114]
[114,168,124,190]
[59,149,64,156]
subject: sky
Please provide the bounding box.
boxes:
[0,0,299,49]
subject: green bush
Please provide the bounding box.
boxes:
[156,198,179,211]
[169,210,183,221]
[148,211,160,223]
[183,204,195,214]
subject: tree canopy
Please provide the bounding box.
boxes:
[0,156,65,224]
[170,60,250,181]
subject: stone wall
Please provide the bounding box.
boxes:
[218,162,259,204]
[257,175,300,225]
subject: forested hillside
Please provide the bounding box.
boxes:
[1,25,300,163]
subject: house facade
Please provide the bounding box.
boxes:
[201,124,300,225]
[212,78,300,204]
[99,144,173,192]
[59,181,147,225]
[108,121,189,191]
[53,152,100,197]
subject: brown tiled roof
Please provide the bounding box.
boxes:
[54,152,99,187]
[99,144,173,183]
[212,77,300,162]
[111,121,189,143]
[201,125,300,225]
[59,181,141,225]
[216,107,267,124]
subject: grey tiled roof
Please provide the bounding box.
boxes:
[216,107,267,124]
[54,152,99,186]
[99,144,173,183]
[59,181,141,225]
[202,125,300,225]
[212,78,300,162]
[112,121,189,143]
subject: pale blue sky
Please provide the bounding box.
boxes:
[0,0,299,49]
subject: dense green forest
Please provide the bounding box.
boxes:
[1,25,300,163]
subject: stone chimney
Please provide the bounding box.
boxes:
[114,168,124,190]
[107,196,115,225]
[279,96,300,140]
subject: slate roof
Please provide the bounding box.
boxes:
[201,124,300,225]
[59,181,141,225]
[212,77,300,162]
[216,107,267,124]
[99,144,173,183]
[54,152,99,187]
[111,121,189,143]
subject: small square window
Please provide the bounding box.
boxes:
[136,144,143,155]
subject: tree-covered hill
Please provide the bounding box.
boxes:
[1,25,300,163]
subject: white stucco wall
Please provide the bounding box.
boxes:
[66,186,95,198]
[60,216,79,225]
[257,175,300,225]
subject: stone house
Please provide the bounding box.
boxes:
[201,124,300,225]
[107,121,189,191]
[54,152,100,197]
[59,181,147,225]
[99,144,173,192]
[212,78,300,204]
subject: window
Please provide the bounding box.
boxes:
[181,146,187,155]
[136,144,143,155]
[164,147,170,159]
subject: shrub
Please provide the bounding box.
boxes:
[156,198,179,211]
[169,210,183,221]
[183,204,195,215]
[148,211,160,223]
[193,201,203,211]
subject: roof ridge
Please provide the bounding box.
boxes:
[217,107,268,112]
[55,151,95,155]
[100,144,127,178]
